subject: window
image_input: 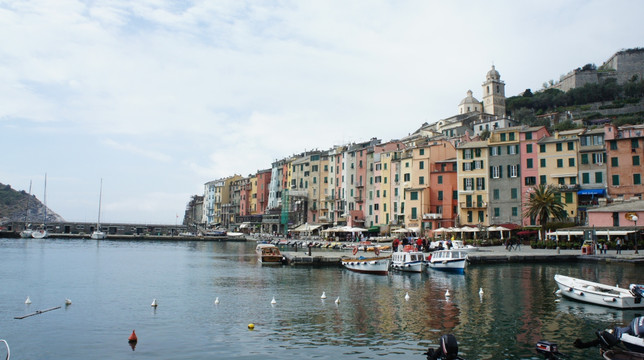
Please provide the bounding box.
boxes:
[610,140,617,150]
[476,177,485,190]
[419,149,425,155]
[438,191,443,200]
[595,171,603,184]
[474,160,483,170]
[438,175,443,184]
[500,133,507,141]
[494,207,500,217]
[419,176,425,185]
[525,132,533,140]
[511,188,518,199]
[540,175,547,185]
[463,162,472,171]
[467,211,473,223]
[475,148,481,157]
[565,192,573,204]
[612,175,620,186]
[527,158,533,168]
[509,133,515,141]
[525,177,536,186]
[593,153,604,164]
[557,159,563,168]
[491,147,499,156]
[540,144,546,153]
[568,142,574,150]
[540,159,546,167]
[633,139,639,149]
[558,177,565,185]
[634,156,641,166]
[582,173,590,184]
[611,157,619,167]
[453,190,458,199]
[411,208,417,220]
[493,189,499,200]
[410,191,418,200]
[581,153,589,164]
[526,144,533,153]
[635,174,642,185]
[491,166,500,179]
[512,207,518,216]
[465,178,473,191]
[478,211,484,222]
[404,173,410,181]
[419,161,424,169]
[509,165,518,178]
[570,177,577,185]
[556,143,562,151]
[568,158,575,167]
[464,149,472,159]
[508,145,517,155]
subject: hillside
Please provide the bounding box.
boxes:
[0,183,65,224]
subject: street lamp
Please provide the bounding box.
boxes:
[632,215,639,254]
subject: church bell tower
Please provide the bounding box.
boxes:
[482,65,506,117]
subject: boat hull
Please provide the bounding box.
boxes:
[391,251,425,273]
[20,230,33,238]
[31,230,47,239]
[554,274,644,309]
[342,257,390,275]
[426,250,467,274]
[256,244,284,265]
[91,231,106,240]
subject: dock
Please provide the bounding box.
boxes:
[282,245,644,266]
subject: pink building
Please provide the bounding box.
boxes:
[256,169,272,214]
[519,126,550,226]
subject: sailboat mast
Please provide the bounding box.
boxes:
[97,178,103,228]
[43,173,47,226]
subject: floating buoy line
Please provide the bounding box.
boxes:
[14,306,61,320]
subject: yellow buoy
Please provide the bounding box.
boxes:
[248,323,255,330]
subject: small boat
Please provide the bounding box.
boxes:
[391,246,424,273]
[32,173,48,239]
[554,274,644,309]
[426,249,468,273]
[572,316,644,360]
[256,244,284,265]
[341,256,390,275]
[90,178,106,240]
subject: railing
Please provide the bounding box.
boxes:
[460,201,487,209]
[354,197,364,203]
[558,184,580,192]
[423,213,443,219]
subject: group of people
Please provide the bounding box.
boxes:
[392,236,430,252]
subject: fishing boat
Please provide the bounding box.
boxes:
[426,249,468,273]
[20,180,33,238]
[32,174,48,239]
[341,250,390,275]
[554,274,644,309]
[256,243,285,264]
[391,245,424,273]
[90,179,106,240]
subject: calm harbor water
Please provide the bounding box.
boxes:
[0,238,642,360]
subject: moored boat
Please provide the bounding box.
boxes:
[90,178,106,240]
[341,256,390,275]
[391,246,424,273]
[256,244,285,264]
[426,249,467,273]
[554,274,644,309]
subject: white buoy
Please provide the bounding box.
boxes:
[405,292,410,301]
[321,292,327,299]
[271,297,277,305]
[479,288,484,296]
[151,299,158,307]
[65,298,72,305]
[445,289,450,297]
[214,297,220,305]
[25,296,32,304]
[335,297,340,304]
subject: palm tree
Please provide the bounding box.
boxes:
[524,184,567,241]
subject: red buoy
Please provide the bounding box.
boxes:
[128,330,138,342]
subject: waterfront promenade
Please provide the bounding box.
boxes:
[282,244,644,266]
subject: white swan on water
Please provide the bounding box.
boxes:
[321,292,327,299]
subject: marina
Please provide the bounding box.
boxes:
[0,237,642,360]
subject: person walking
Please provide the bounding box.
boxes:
[616,237,622,254]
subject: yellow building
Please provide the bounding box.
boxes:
[536,129,582,222]
[249,174,258,215]
[457,141,489,226]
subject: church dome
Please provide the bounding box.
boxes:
[459,90,479,105]
[486,65,500,81]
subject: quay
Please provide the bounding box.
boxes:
[281,245,644,266]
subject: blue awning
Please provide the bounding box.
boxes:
[577,189,605,196]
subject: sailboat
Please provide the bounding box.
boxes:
[90,179,106,240]
[32,174,48,239]
[19,180,33,238]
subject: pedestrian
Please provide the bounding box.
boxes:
[616,237,622,254]
[603,242,608,254]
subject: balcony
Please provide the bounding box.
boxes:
[326,195,335,201]
[460,201,487,209]
[423,213,443,220]
[290,190,308,197]
[356,183,364,188]
[355,197,364,203]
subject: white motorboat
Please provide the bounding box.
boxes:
[554,274,644,309]
[391,248,425,273]
[426,249,468,273]
[256,244,284,264]
[341,256,390,275]
[90,178,106,240]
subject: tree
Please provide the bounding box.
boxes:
[524,184,567,241]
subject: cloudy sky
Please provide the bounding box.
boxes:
[1,0,642,224]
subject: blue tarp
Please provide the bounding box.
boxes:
[577,189,605,196]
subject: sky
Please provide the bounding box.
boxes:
[1,0,643,224]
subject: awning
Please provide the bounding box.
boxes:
[578,189,605,196]
[291,224,322,232]
[239,222,250,229]
[367,226,380,233]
